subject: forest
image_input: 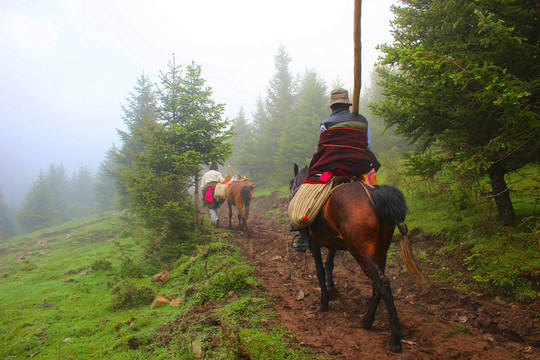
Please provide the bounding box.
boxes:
[0,1,539,357]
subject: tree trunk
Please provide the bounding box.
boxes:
[487,164,516,225]
[194,170,200,221]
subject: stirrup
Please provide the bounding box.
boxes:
[291,234,310,252]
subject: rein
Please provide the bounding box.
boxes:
[290,172,305,200]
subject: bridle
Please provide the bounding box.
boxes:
[289,171,306,200]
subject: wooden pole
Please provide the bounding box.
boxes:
[352,0,362,114]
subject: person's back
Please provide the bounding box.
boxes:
[201,164,225,226]
[290,88,380,252]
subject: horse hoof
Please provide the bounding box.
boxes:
[328,288,339,301]
[389,339,402,353]
[318,303,329,312]
[361,320,373,330]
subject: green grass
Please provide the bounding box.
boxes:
[0,212,317,359]
[443,323,472,338]
[254,186,289,199]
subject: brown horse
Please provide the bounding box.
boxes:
[290,164,423,353]
[225,180,254,238]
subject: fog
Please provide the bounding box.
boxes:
[0,0,398,206]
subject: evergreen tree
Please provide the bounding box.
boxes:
[228,107,255,176]
[0,187,17,238]
[69,166,95,218]
[121,73,157,131]
[250,96,273,186]
[273,69,328,182]
[113,56,233,245]
[364,70,410,153]
[17,172,58,232]
[45,163,69,221]
[266,45,296,137]
[177,62,233,174]
[373,0,540,224]
[252,45,297,186]
[94,154,119,212]
[158,59,233,213]
[111,74,157,206]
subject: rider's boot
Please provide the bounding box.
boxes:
[292,227,311,252]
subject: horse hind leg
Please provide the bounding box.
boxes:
[361,284,381,330]
[325,248,338,301]
[362,257,387,330]
[242,204,251,238]
[227,201,233,229]
[236,203,243,229]
[360,259,402,353]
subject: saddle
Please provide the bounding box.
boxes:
[288,174,375,229]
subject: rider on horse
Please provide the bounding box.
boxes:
[201,163,225,226]
[291,88,381,251]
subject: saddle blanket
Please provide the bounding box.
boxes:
[288,180,335,229]
[205,186,216,202]
[214,183,228,199]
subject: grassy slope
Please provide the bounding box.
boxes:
[0,212,317,359]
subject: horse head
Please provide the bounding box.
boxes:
[290,163,308,200]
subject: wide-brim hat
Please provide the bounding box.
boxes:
[325,88,352,107]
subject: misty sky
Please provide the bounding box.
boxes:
[0,0,398,204]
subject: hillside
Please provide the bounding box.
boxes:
[1,198,538,359]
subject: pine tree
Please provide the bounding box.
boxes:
[94,153,119,212]
[158,59,233,215]
[250,97,273,186]
[17,173,58,232]
[45,163,69,221]
[229,107,255,176]
[114,56,233,245]
[273,69,328,182]
[111,74,157,206]
[252,45,297,186]
[373,0,540,224]
[364,70,410,153]
[266,45,296,137]
[0,187,17,238]
[69,166,95,218]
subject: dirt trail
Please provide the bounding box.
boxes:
[217,192,539,360]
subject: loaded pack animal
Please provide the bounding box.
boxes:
[290,164,423,353]
[225,179,255,238]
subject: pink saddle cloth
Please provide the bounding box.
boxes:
[205,186,216,202]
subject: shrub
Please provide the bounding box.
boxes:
[198,264,258,304]
[120,258,144,279]
[91,259,113,271]
[111,280,155,310]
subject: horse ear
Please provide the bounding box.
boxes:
[293,163,299,176]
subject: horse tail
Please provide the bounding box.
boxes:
[372,186,424,282]
[371,185,407,223]
[241,186,251,218]
[397,223,424,282]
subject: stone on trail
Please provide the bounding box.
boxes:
[150,296,169,309]
[151,271,171,283]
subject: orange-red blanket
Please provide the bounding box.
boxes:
[307,127,380,180]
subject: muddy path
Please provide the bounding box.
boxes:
[217,192,539,359]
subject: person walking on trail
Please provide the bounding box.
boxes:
[291,88,381,252]
[201,163,225,226]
